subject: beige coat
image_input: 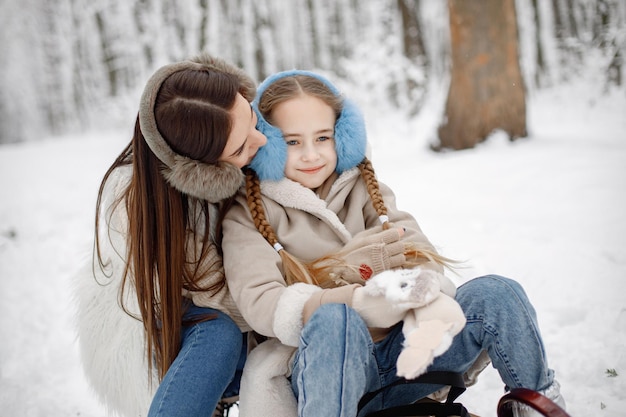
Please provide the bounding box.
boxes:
[222,167,449,416]
[222,167,442,344]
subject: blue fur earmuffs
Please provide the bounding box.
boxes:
[249,70,367,181]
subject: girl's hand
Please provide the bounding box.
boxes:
[333,226,406,281]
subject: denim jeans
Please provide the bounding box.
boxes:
[148,304,246,417]
[290,275,555,417]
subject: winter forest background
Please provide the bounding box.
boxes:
[0,0,624,144]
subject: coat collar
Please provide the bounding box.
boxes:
[260,168,360,243]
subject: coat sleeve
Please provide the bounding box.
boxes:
[187,240,250,331]
[222,195,321,347]
[183,201,249,330]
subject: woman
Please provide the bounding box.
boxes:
[74,53,266,417]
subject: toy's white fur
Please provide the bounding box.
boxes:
[364,267,466,379]
[364,267,440,309]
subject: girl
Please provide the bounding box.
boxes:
[222,71,565,417]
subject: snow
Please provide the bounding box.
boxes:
[1,74,625,416]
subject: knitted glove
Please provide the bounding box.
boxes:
[331,226,406,282]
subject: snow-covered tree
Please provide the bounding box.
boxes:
[0,0,623,144]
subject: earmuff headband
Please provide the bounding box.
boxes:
[138,57,247,203]
[249,70,367,181]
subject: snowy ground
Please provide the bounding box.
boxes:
[0,74,625,416]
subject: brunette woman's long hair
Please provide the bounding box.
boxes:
[94,67,246,381]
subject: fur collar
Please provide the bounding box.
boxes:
[260,168,361,243]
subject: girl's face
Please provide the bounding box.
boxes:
[271,94,337,189]
[220,93,267,168]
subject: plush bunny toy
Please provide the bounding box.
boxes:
[363,266,466,379]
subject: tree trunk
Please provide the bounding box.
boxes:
[531,0,547,87]
[398,0,427,62]
[437,0,527,150]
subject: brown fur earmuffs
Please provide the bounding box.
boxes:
[138,53,255,202]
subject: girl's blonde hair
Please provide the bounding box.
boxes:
[257,74,343,126]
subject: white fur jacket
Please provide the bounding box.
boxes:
[222,167,460,417]
[72,166,249,417]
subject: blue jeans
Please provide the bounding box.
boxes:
[290,275,555,417]
[148,305,246,417]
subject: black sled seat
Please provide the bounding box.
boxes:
[213,370,469,417]
[359,370,472,417]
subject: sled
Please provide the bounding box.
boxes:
[359,370,571,417]
[497,388,570,417]
[213,371,571,417]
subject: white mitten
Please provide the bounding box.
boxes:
[304,284,407,329]
[364,267,441,309]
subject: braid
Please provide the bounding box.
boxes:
[358,158,390,230]
[243,168,317,286]
[356,159,458,269]
[244,168,280,247]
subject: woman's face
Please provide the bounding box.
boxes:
[219,93,267,168]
